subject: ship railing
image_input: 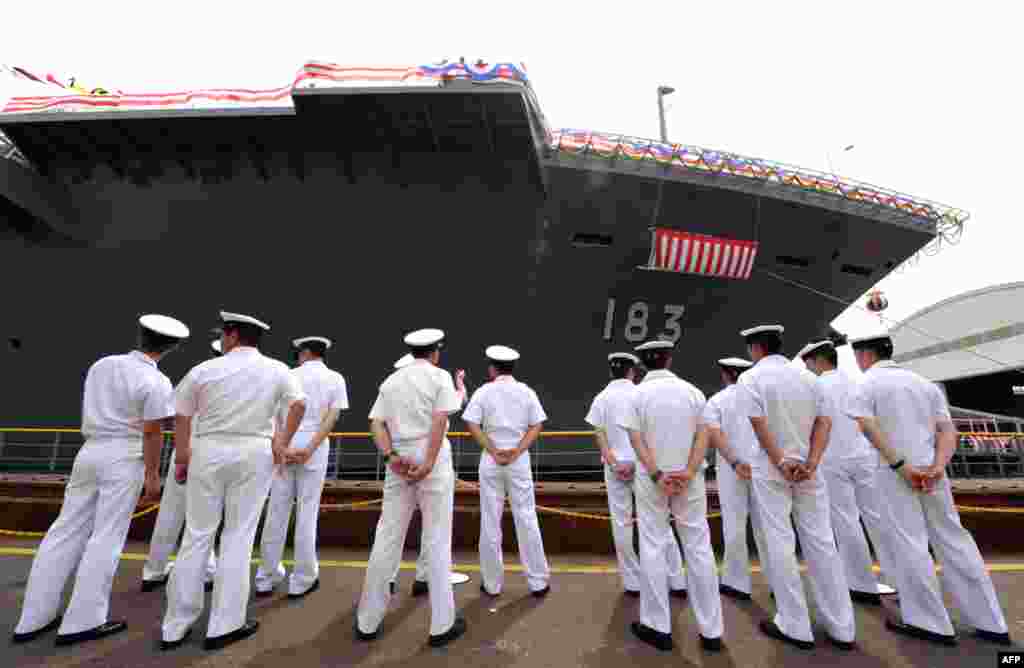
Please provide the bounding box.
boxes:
[2,427,1023,481]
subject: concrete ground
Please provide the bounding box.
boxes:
[2,537,1021,668]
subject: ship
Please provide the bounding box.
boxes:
[0,59,965,441]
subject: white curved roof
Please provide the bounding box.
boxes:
[889,282,1024,382]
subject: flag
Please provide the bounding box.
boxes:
[646,228,759,280]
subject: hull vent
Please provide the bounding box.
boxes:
[775,255,812,268]
[840,263,873,277]
[571,233,613,248]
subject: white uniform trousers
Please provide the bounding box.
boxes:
[142,447,217,584]
[255,434,328,595]
[357,446,456,637]
[478,451,550,594]
[634,469,722,638]
[875,468,1007,636]
[751,474,856,643]
[162,437,274,642]
[715,455,765,595]
[823,457,896,594]
[389,526,429,584]
[603,464,687,592]
[15,441,144,636]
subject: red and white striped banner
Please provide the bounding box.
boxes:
[647,228,759,280]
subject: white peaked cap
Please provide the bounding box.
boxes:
[139,314,189,339]
[740,324,784,337]
[608,352,640,364]
[486,345,520,362]
[404,328,444,347]
[394,353,414,369]
[717,357,753,368]
[849,332,892,347]
[800,340,834,357]
[220,311,270,331]
[210,339,222,354]
[634,340,674,352]
[293,336,332,349]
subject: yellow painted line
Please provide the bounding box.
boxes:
[3,546,1024,575]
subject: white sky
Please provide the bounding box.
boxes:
[2,1,1020,376]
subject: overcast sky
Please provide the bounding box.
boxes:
[2,1,1019,375]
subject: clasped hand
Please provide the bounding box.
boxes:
[491,448,522,466]
[902,463,944,492]
[658,470,692,496]
[389,454,435,481]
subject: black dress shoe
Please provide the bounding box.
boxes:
[974,629,1012,646]
[141,576,169,592]
[531,585,551,598]
[759,620,813,650]
[631,622,673,651]
[204,620,259,650]
[826,633,855,651]
[254,587,275,598]
[160,628,192,651]
[720,584,752,601]
[850,589,882,605]
[428,616,467,647]
[884,618,957,646]
[354,617,378,641]
[700,634,723,652]
[411,580,429,597]
[288,579,320,599]
[624,589,640,597]
[55,620,127,646]
[12,616,62,643]
[670,588,687,599]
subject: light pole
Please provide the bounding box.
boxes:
[657,85,675,143]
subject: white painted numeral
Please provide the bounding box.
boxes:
[603,298,616,341]
[662,305,685,342]
[624,302,649,342]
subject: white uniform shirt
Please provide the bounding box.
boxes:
[843,360,951,468]
[81,351,175,454]
[369,359,461,461]
[617,369,707,473]
[175,347,306,440]
[291,359,349,469]
[585,378,638,463]
[703,384,759,464]
[816,369,875,466]
[735,354,827,478]
[462,376,546,450]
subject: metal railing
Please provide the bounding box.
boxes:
[1,426,1022,481]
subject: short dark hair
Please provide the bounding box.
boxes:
[138,326,182,355]
[224,322,263,347]
[717,364,742,383]
[639,349,672,370]
[492,360,516,375]
[854,338,894,360]
[298,341,328,362]
[745,331,783,355]
[811,347,838,367]
[609,358,636,379]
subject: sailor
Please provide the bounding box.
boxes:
[255,336,349,598]
[13,314,189,646]
[617,339,723,653]
[161,312,307,651]
[844,333,1010,646]
[584,352,688,597]
[736,325,855,650]
[356,329,466,647]
[703,356,764,601]
[799,339,897,604]
[141,336,223,593]
[388,352,470,597]
[464,345,551,597]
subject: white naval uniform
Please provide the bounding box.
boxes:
[703,384,765,596]
[357,359,462,637]
[736,354,855,644]
[585,378,687,593]
[464,375,551,594]
[256,359,348,595]
[16,352,174,636]
[162,346,306,643]
[142,443,218,585]
[618,369,723,640]
[816,369,895,595]
[844,360,1007,637]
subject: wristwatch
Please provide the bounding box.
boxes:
[383,450,394,462]
[651,470,664,483]
[890,458,906,471]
